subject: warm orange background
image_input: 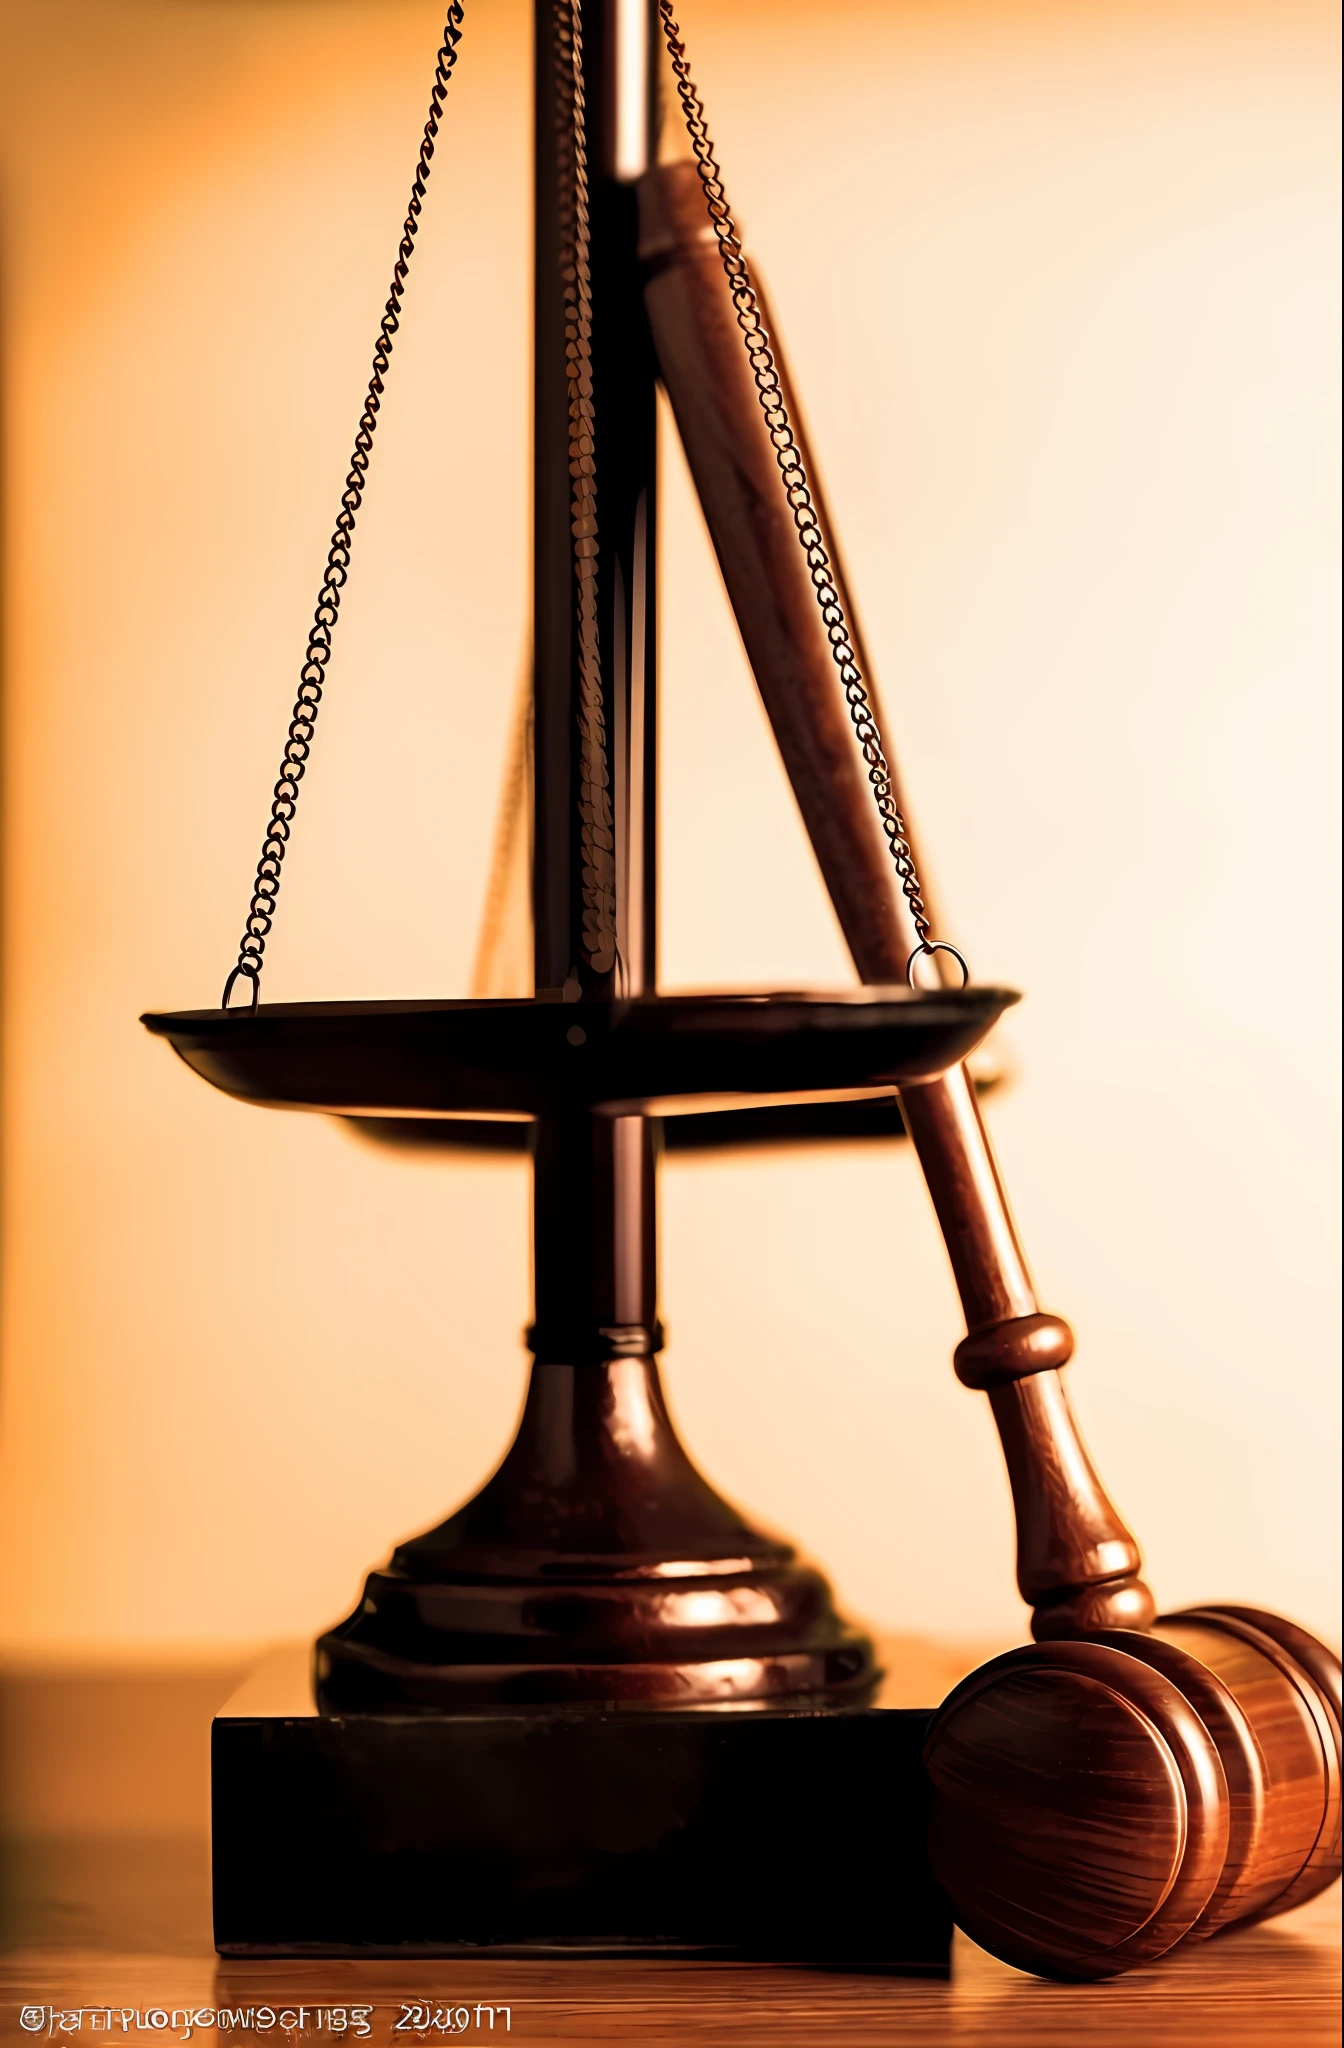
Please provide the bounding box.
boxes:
[1,0,1338,1661]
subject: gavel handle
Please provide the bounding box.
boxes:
[638,160,1154,1639]
[898,1068,1154,1636]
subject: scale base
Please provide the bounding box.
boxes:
[212,1649,951,1968]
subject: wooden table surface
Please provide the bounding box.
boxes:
[2,1643,1338,2046]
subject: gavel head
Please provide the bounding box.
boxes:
[923,1605,1342,1980]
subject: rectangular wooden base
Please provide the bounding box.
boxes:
[212,1651,951,1968]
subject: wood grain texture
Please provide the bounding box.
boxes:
[1082,1629,1268,1938]
[1204,1608,1344,1729]
[988,1368,1154,1637]
[1,1647,1337,2043]
[925,1641,1229,1979]
[1196,1605,1344,1901]
[897,1078,1152,1637]
[924,1620,1342,1979]
[1,1843,1337,2046]
[1161,1614,1342,1918]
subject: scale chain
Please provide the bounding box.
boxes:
[221,1,959,1005]
[556,0,618,978]
[222,5,467,1011]
[654,3,963,989]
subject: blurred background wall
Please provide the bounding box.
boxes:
[0,0,1338,1664]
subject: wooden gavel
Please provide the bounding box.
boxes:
[638,158,1341,1978]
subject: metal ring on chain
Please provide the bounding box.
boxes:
[906,941,970,991]
[220,4,467,1010]
[220,966,261,1016]
[655,1,965,981]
